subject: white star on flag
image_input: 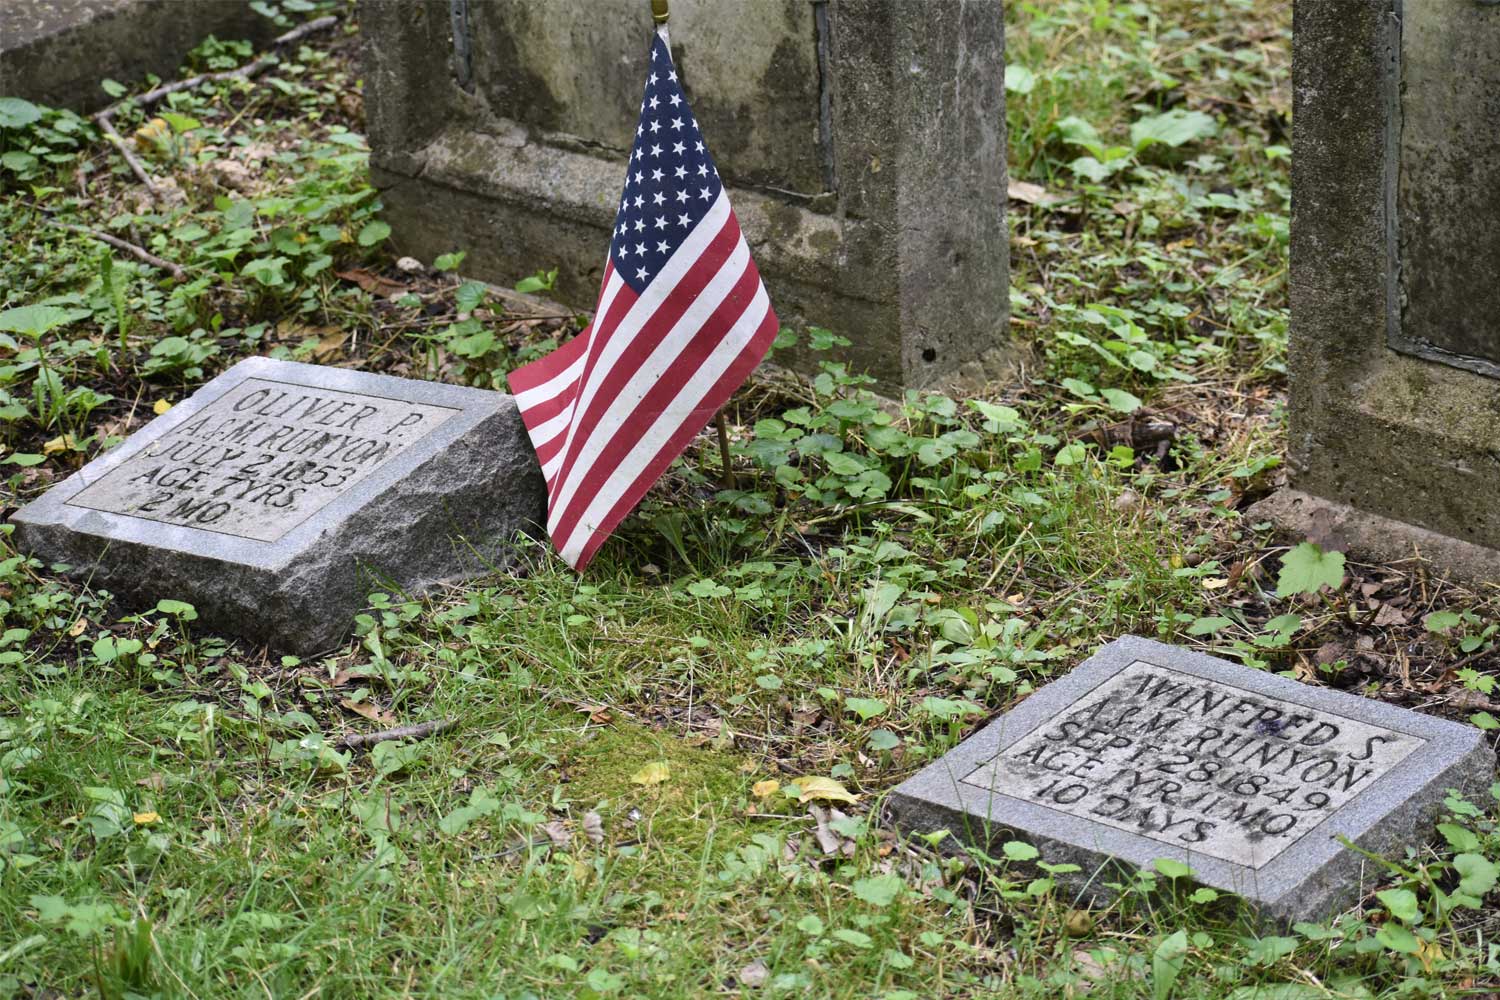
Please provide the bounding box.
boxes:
[506,24,778,571]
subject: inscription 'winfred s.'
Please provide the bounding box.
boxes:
[962,662,1423,868]
[887,637,1495,923]
[66,379,457,542]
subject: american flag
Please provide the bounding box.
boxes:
[507,27,778,570]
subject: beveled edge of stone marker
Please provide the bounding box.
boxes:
[10,356,513,570]
[885,635,1496,922]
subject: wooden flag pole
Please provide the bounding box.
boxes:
[715,409,735,491]
[649,0,735,491]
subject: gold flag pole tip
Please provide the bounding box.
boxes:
[651,0,669,24]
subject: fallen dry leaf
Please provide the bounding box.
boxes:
[1064,909,1095,937]
[631,762,671,786]
[737,959,769,988]
[752,779,780,800]
[541,819,571,848]
[132,811,161,825]
[336,268,407,297]
[312,329,350,363]
[1007,179,1064,206]
[808,804,855,856]
[132,118,170,150]
[339,698,397,726]
[43,434,76,455]
[794,776,859,805]
[582,811,605,844]
[1373,604,1408,627]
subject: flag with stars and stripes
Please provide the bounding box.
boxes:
[507,26,778,570]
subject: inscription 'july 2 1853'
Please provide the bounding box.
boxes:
[66,379,457,542]
[963,662,1424,868]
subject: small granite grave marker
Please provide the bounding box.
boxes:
[887,636,1495,922]
[10,357,544,653]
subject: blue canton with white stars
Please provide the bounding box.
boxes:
[610,34,722,294]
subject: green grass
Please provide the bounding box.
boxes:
[2,1,1500,997]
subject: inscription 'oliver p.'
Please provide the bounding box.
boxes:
[10,358,545,653]
[68,379,457,542]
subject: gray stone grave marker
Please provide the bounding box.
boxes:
[1251,0,1500,582]
[10,357,544,653]
[887,636,1495,922]
[360,0,1012,390]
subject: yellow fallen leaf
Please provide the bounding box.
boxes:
[752,779,780,800]
[153,399,173,415]
[631,762,671,786]
[1201,577,1230,590]
[43,434,76,455]
[794,776,859,805]
[133,811,160,825]
[132,118,170,149]
[1416,934,1443,973]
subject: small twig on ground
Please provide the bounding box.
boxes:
[52,221,186,280]
[97,15,340,119]
[94,114,161,199]
[336,717,455,750]
[715,410,735,490]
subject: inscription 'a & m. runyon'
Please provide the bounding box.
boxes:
[66,379,458,542]
[963,661,1424,868]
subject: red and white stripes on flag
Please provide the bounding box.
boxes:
[507,28,777,570]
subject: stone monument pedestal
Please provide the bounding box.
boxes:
[1252,0,1500,581]
[359,0,1013,390]
[1,0,283,112]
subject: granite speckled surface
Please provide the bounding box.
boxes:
[887,636,1496,923]
[11,358,545,653]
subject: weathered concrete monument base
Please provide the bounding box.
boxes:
[1254,0,1500,582]
[887,636,1494,923]
[11,359,544,653]
[1,0,282,112]
[360,0,1012,390]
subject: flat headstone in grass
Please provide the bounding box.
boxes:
[887,636,1495,923]
[11,357,543,653]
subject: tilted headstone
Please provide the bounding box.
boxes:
[887,636,1494,923]
[10,358,544,653]
[1252,0,1500,581]
[359,0,1012,390]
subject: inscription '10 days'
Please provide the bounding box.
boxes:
[66,379,458,542]
[963,662,1423,868]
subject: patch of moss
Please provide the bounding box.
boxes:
[561,721,754,847]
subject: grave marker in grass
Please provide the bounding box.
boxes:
[887,636,1495,922]
[11,357,544,653]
